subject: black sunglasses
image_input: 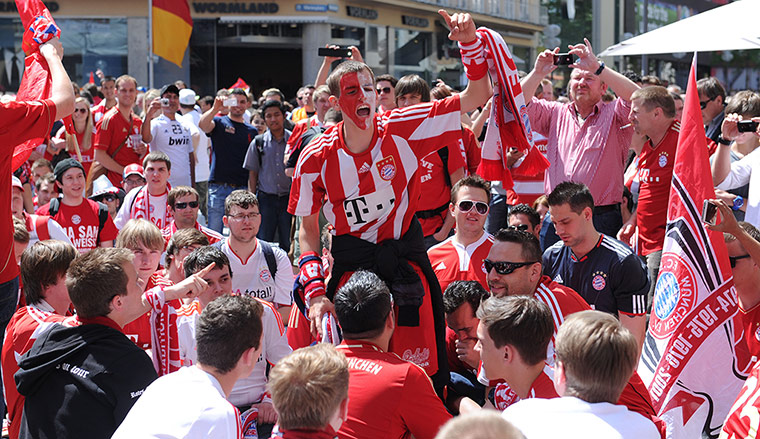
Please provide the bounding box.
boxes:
[699,96,716,110]
[74,108,88,114]
[483,259,538,275]
[729,254,751,268]
[376,87,391,94]
[508,224,530,232]
[100,193,117,202]
[174,201,199,210]
[457,200,489,215]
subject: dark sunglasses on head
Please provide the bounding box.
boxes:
[376,87,392,94]
[174,201,199,210]
[457,200,489,215]
[729,254,751,268]
[74,108,88,114]
[508,224,530,232]
[483,259,538,275]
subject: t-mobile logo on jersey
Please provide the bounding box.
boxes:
[343,186,396,228]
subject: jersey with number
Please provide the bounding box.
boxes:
[289,95,462,244]
[149,115,195,188]
[636,120,680,256]
[219,238,293,306]
[543,234,650,317]
[427,233,492,293]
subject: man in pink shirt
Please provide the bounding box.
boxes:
[520,39,640,249]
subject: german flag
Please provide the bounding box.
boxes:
[152,0,192,67]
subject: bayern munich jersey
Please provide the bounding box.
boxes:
[289,95,462,244]
[542,234,650,317]
[219,238,293,306]
[177,298,291,407]
[494,363,557,410]
[427,233,492,293]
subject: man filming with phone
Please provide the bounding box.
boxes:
[199,88,258,233]
[520,39,640,248]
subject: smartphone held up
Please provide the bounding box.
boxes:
[318,47,352,58]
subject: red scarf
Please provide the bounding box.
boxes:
[475,28,550,189]
[143,274,181,376]
[131,184,172,228]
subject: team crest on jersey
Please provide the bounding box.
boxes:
[755,324,760,342]
[259,268,271,283]
[591,271,607,291]
[71,214,81,225]
[658,152,669,168]
[481,261,488,274]
[650,253,696,339]
[402,347,430,368]
[376,155,396,181]
[149,204,154,213]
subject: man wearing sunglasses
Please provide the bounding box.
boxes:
[507,204,541,239]
[706,199,760,366]
[429,175,492,293]
[543,182,650,350]
[375,74,397,114]
[484,228,659,423]
[162,186,222,246]
[697,77,726,144]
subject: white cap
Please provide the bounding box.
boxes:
[90,174,119,199]
[11,176,22,190]
[179,89,197,106]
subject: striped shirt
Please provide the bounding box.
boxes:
[526,96,633,206]
[289,95,462,244]
[542,234,650,316]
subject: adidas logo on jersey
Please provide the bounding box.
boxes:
[435,261,446,271]
[358,162,371,173]
[553,274,563,283]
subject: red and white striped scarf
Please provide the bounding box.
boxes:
[474,28,550,189]
[130,184,172,227]
[143,275,182,376]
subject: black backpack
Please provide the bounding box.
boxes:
[212,239,278,279]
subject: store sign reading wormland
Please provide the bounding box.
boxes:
[192,2,279,13]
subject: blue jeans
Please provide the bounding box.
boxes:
[207,183,244,234]
[257,191,292,252]
[485,193,508,236]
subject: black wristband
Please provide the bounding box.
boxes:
[717,135,731,145]
[594,62,606,76]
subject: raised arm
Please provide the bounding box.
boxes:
[39,38,75,120]
[438,10,493,114]
[520,49,558,99]
[199,97,224,133]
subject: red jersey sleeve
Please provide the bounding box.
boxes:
[461,127,481,175]
[444,136,466,175]
[98,209,119,243]
[385,94,462,160]
[286,120,308,154]
[399,364,452,439]
[288,133,329,216]
[93,113,113,151]
[1,99,56,143]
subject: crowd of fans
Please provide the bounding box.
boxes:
[3,8,760,439]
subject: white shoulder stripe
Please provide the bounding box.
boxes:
[601,238,633,257]
[534,283,564,327]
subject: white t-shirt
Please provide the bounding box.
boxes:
[178,110,210,183]
[149,114,195,187]
[716,146,760,226]
[176,298,292,407]
[112,366,240,439]
[114,187,169,230]
[220,238,293,306]
[26,214,73,246]
[502,396,660,439]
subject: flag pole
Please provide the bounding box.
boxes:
[148,0,154,88]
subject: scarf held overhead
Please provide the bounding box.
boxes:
[474,28,549,189]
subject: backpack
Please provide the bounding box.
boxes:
[213,239,278,279]
[48,198,110,243]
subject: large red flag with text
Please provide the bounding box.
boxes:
[11,0,63,171]
[637,53,748,438]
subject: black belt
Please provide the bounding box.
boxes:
[594,203,621,214]
[416,202,449,219]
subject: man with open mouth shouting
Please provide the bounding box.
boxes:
[287,9,492,393]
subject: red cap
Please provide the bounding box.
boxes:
[123,164,145,180]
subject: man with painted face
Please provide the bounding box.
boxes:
[520,39,640,249]
[288,9,492,391]
[141,84,196,188]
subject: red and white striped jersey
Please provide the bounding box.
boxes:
[507,133,548,206]
[494,363,557,410]
[289,95,462,244]
[161,221,223,248]
[427,233,492,293]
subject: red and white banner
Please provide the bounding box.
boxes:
[637,53,748,438]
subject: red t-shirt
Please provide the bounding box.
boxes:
[94,107,143,186]
[36,199,119,252]
[445,327,476,376]
[417,142,466,236]
[2,304,68,439]
[161,220,223,248]
[740,302,760,366]
[289,96,462,244]
[1,99,56,283]
[427,233,492,293]
[460,126,480,176]
[508,133,549,206]
[55,126,96,176]
[494,364,558,410]
[336,340,452,439]
[636,120,680,256]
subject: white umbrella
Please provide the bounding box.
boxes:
[599,0,760,57]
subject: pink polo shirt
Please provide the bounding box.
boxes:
[526,96,632,206]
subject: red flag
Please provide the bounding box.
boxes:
[11,0,61,171]
[228,77,250,93]
[637,53,746,438]
[88,71,94,84]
